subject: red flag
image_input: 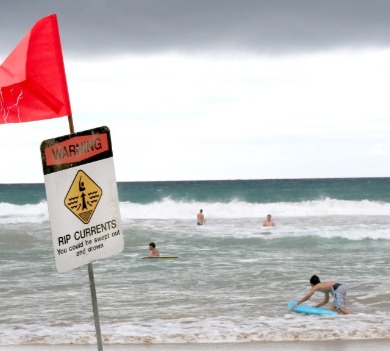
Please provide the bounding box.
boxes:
[0,14,72,124]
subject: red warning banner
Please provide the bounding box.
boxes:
[44,133,109,166]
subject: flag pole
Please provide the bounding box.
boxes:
[68,115,75,134]
[67,115,103,351]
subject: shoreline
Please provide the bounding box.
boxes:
[2,339,390,351]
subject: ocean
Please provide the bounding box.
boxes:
[1,178,390,346]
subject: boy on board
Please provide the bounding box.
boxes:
[292,275,351,314]
[148,242,160,257]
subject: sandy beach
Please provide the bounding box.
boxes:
[2,340,390,351]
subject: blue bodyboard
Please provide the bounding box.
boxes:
[288,300,338,315]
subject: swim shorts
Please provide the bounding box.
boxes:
[331,283,347,309]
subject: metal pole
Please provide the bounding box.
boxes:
[68,118,102,349]
[88,262,104,351]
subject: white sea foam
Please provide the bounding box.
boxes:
[1,313,390,345]
[0,201,49,223]
[1,197,390,224]
[121,197,390,220]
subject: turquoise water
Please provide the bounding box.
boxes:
[3,178,390,204]
[1,178,390,345]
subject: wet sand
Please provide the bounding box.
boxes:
[2,340,390,351]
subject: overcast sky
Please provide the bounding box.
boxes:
[1,0,390,183]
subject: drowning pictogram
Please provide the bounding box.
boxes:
[64,170,103,224]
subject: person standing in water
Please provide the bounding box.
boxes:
[263,214,275,227]
[197,209,206,225]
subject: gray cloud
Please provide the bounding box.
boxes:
[2,0,390,57]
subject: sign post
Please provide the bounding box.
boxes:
[41,126,123,350]
[89,263,103,351]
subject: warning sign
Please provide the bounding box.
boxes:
[41,126,124,273]
[64,170,103,224]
